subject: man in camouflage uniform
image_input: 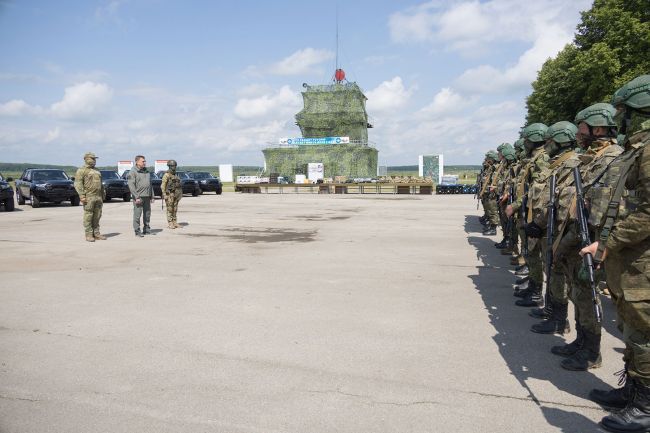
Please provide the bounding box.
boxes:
[479,150,499,236]
[162,159,183,229]
[525,121,579,335]
[510,138,528,268]
[578,75,650,432]
[507,123,549,307]
[74,152,105,242]
[496,144,518,255]
[550,103,623,371]
[480,150,500,236]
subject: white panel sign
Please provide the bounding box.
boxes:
[117,160,133,176]
[155,160,169,174]
[294,174,306,184]
[307,162,324,182]
[219,164,233,182]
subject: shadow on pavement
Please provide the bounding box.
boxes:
[464,214,610,432]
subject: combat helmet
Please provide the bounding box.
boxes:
[485,150,498,161]
[611,74,650,109]
[522,123,548,143]
[545,121,578,144]
[501,145,517,162]
[167,160,177,167]
[575,103,617,127]
[497,142,510,152]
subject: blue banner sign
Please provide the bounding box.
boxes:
[279,136,350,145]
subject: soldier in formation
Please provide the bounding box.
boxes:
[74,152,106,242]
[476,74,650,432]
[161,159,183,229]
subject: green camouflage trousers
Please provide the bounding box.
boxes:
[165,193,181,223]
[560,255,602,335]
[607,249,650,386]
[82,196,102,235]
[526,237,544,285]
[482,196,499,226]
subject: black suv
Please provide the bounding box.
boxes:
[156,171,201,196]
[0,172,15,211]
[15,168,79,208]
[188,172,222,194]
[101,170,131,202]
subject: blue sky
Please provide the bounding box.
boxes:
[0,0,592,166]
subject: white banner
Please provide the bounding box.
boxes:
[219,164,233,182]
[279,136,349,145]
[117,160,133,176]
[155,160,169,174]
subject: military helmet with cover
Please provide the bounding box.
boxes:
[485,150,498,161]
[574,103,617,127]
[522,123,548,143]
[545,121,578,144]
[496,142,510,152]
[167,159,177,168]
[501,145,517,162]
[611,74,650,109]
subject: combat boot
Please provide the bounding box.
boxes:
[168,222,175,229]
[495,238,507,248]
[482,225,497,236]
[551,324,585,357]
[479,215,487,225]
[531,301,570,334]
[515,280,542,307]
[516,275,530,285]
[94,233,107,240]
[561,330,602,370]
[173,221,181,228]
[601,382,650,433]
[515,266,529,276]
[510,256,521,266]
[590,365,634,409]
[513,280,531,298]
[85,234,95,242]
[529,297,552,319]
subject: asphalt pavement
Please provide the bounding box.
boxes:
[0,193,621,432]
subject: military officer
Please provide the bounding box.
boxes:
[161,160,183,229]
[74,152,105,242]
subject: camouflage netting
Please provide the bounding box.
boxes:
[263,144,378,178]
[295,82,370,142]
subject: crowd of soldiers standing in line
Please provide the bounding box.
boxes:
[476,74,650,433]
[73,156,185,242]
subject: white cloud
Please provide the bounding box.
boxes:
[270,48,334,75]
[0,99,42,116]
[418,87,469,117]
[366,77,414,113]
[234,85,300,120]
[50,81,113,120]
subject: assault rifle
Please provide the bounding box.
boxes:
[545,175,557,296]
[520,182,529,257]
[573,167,602,323]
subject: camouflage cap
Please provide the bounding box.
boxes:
[84,152,98,159]
[522,123,548,143]
[545,121,578,144]
[611,75,650,109]
[575,103,617,127]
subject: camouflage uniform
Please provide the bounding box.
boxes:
[482,153,501,234]
[74,152,104,242]
[162,170,182,228]
[512,142,549,305]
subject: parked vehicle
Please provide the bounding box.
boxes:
[100,170,130,202]
[188,171,222,194]
[15,168,79,208]
[156,171,201,196]
[0,172,15,211]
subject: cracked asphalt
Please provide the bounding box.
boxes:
[0,193,621,432]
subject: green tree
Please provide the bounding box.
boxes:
[525,0,650,124]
